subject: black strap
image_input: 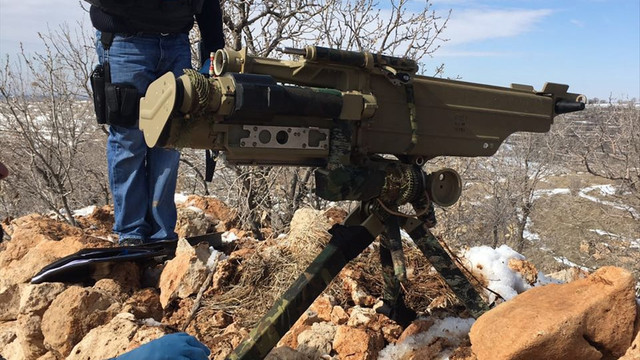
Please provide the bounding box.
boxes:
[100,31,115,51]
[205,150,217,182]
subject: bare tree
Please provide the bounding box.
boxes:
[576,105,640,201]
[189,0,451,237]
[0,23,107,225]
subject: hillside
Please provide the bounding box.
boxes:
[0,194,638,360]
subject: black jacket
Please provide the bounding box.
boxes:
[90,0,224,66]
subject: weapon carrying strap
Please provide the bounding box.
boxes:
[100,32,114,51]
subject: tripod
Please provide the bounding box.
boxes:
[226,188,489,360]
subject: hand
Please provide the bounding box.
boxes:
[115,333,210,360]
[200,58,212,76]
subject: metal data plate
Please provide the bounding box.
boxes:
[239,126,329,150]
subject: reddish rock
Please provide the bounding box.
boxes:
[331,305,350,325]
[158,238,209,308]
[266,346,312,360]
[347,306,377,327]
[176,207,214,239]
[211,248,254,292]
[619,330,639,359]
[0,320,17,351]
[340,269,376,306]
[470,266,637,360]
[0,235,88,288]
[0,214,82,268]
[507,258,537,285]
[19,282,66,315]
[122,288,163,321]
[16,314,47,359]
[0,284,22,321]
[41,286,120,357]
[333,325,384,360]
[366,314,404,344]
[67,313,149,360]
[309,295,335,322]
[278,310,315,350]
[297,322,336,358]
[206,324,249,360]
[406,337,450,360]
[397,319,435,344]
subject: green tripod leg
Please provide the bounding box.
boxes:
[226,223,375,360]
[405,219,489,318]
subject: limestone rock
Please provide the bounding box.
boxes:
[331,305,350,325]
[67,313,139,360]
[470,266,637,360]
[19,282,66,315]
[207,324,249,360]
[122,288,163,321]
[620,337,640,359]
[0,321,18,360]
[507,258,537,285]
[2,337,24,360]
[309,295,335,322]
[176,207,214,239]
[333,325,384,360]
[278,310,315,350]
[340,269,377,306]
[347,306,377,327]
[266,346,312,360]
[41,286,120,357]
[0,283,22,321]
[545,267,589,283]
[0,235,87,288]
[397,319,435,344]
[16,313,47,359]
[297,322,336,358]
[158,238,210,308]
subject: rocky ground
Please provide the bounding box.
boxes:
[0,195,638,360]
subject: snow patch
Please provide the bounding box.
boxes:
[461,245,531,302]
[174,193,189,204]
[378,317,475,360]
[553,256,590,272]
[578,185,639,218]
[221,231,238,243]
[532,188,571,200]
[206,249,226,269]
[73,205,96,217]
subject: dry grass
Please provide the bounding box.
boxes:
[204,208,333,328]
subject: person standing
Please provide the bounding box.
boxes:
[87,0,224,246]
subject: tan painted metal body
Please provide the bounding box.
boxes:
[140,46,584,166]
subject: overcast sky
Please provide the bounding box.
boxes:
[0,0,638,100]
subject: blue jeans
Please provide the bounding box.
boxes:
[96,32,191,242]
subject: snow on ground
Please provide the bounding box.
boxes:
[378,317,475,360]
[578,184,639,218]
[221,231,238,243]
[461,245,532,303]
[522,217,540,241]
[174,193,189,204]
[553,256,591,272]
[532,188,571,200]
[72,205,96,217]
[589,229,640,249]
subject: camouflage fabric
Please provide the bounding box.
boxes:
[408,224,489,318]
[379,234,402,304]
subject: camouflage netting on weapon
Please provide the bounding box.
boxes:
[183,69,211,113]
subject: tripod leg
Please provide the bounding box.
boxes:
[407,223,489,318]
[227,224,375,360]
[376,235,417,327]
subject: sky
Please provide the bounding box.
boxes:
[0,0,638,101]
